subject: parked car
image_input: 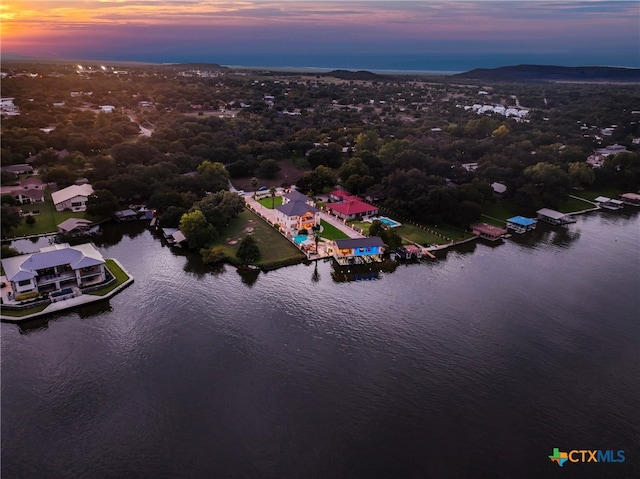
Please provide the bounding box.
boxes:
[258,186,268,191]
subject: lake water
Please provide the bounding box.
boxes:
[2,210,639,479]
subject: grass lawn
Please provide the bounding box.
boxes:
[558,195,596,213]
[319,220,349,240]
[348,220,371,236]
[1,304,48,318]
[258,196,283,209]
[210,209,305,267]
[569,186,622,202]
[89,259,131,296]
[5,193,95,239]
[395,223,450,246]
[481,200,522,224]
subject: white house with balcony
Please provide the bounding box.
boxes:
[1,243,106,298]
[51,184,94,211]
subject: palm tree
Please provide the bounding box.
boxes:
[269,186,277,209]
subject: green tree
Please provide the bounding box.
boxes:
[250,177,259,190]
[568,162,595,188]
[236,235,261,263]
[200,246,227,265]
[87,189,120,218]
[43,165,78,188]
[25,215,36,226]
[1,244,20,258]
[269,186,277,209]
[257,159,281,179]
[179,209,216,249]
[1,206,22,235]
[197,160,229,193]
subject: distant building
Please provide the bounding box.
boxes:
[51,184,94,212]
[2,164,33,176]
[491,182,507,195]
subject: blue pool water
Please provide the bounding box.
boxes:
[51,288,73,298]
[293,234,308,244]
[378,216,401,227]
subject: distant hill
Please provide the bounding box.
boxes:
[454,65,640,83]
[323,70,381,80]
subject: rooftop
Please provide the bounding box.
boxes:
[334,236,385,249]
[276,200,320,217]
[507,216,537,226]
[327,199,377,216]
[51,184,94,205]
[1,243,105,282]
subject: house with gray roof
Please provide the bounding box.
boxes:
[282,190,314,206]
[1,243,106,297]
[275,200,320,233]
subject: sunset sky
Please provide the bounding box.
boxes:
[2,1,639,72]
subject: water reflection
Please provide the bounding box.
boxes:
[237,268,260,287]
[92,220,148,247]
[331,261,398,283]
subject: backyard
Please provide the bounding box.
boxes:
[5,192,92,239]
[257,196,283,209]
[319,220,349,240]
[212,209,305,268]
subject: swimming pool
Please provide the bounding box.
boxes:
[378,216,401,228]
[293,234,309,244]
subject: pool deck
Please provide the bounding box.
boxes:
[0,259,134,323]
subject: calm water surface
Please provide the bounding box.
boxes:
[2,211,639,479]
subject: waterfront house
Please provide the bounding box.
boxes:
[329,237,385,265]
[326,197,378,220]
[619,192,640,206]
[1,243,106,297]
[275,200,321,233]
[536,208,575,225]
[471,223,508,241]
[594,196,624,210]
[506,216,537,234]
[51,184,94,212]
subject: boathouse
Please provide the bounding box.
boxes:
[331,237,385,265]
[536,208,575,225]
[506,216,537,234]
[594,196,624,210]
[471,223,507,241]
[619,192,640,206]
[397,245,423,260]
[57,218,95,236]
[114,209,139,221]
